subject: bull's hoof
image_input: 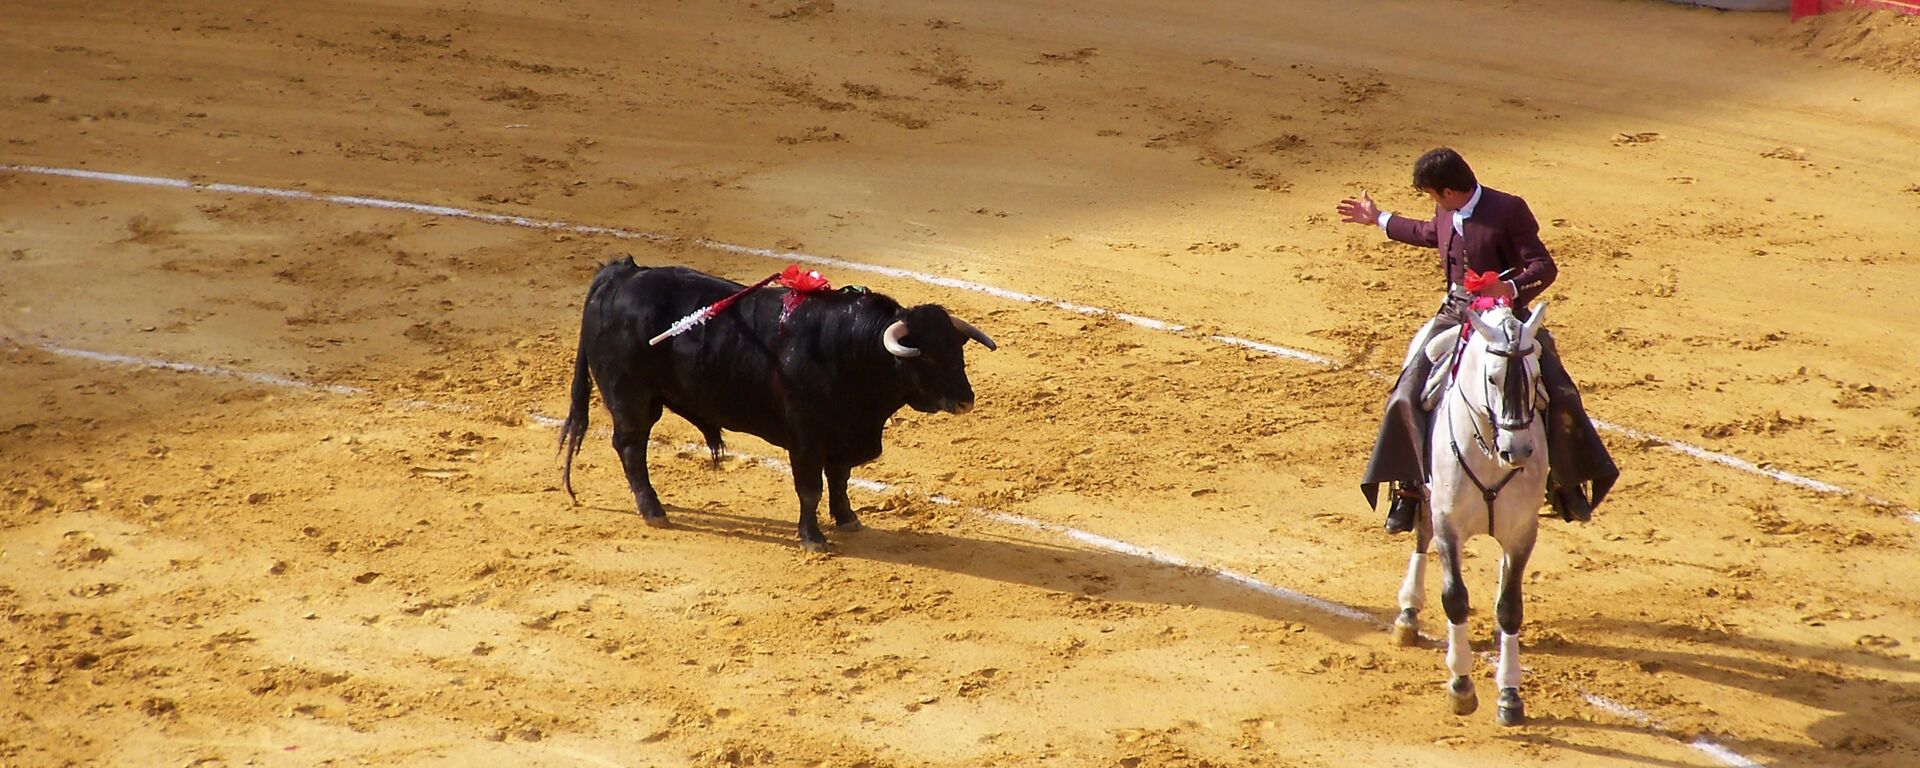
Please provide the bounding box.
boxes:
[1391,610,1421,647]
[1496,688,1526,727]
[1448,676,1479,715]
[799,538,832,554]
[640,514,670,529]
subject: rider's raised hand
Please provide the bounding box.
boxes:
[1336,191,1380,225]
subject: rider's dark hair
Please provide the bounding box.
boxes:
[1412,147,1477,194]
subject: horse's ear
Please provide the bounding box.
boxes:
[1521,302,1548,342]
[1465,308,1498,342]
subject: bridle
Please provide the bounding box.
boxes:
[1445,321,1541,529]
[1480,337,1540,432]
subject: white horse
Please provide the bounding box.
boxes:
[1390,302,1550,727]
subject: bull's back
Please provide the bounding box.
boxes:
[583,264,793,445]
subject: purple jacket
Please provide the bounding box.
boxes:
[1385,186,1557,307]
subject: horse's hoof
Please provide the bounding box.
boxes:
[799,538,831,554]
[1448,676,1479,715]
[1391,618,1421,647]
[1496,688,1525,726]
[1391,622,1420,647]
[640,514,670,529]
[834,518,864,532]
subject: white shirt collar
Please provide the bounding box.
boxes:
[1458,185,1484,219]
[1450,185,1484,237]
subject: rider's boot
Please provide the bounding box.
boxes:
[1386,482,1425,534]
[1546,475,1592,523]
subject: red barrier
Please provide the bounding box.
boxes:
[1793,0,1920,19]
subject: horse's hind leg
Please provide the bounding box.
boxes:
[1392,507,1433,647]
[1494,530,1537,726]
[1436,530,1478,715]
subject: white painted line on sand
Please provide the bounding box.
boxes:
[1594,419,1842,494]
[1688,739,1766,768]
[37,343,367,396]
[1581,694,1761,768]
[1597,419,1913,517]
[981,511,1376,623]
[3,161,1909,517]
[1211,334,1338,366]
[31,342,494,420]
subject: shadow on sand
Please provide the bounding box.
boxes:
[1532,617,1920,766]
[585,501,1382,645]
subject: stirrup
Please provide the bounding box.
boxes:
[1385,484,1424,535]
[1547,482,1592,523]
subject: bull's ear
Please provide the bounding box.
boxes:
[951,316,997,351]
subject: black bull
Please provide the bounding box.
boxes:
[559,260,996,551]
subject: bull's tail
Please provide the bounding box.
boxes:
[559,335,593,504]
[699,425,725,468]
[559,258,633,503]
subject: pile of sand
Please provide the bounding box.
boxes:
[1782,9,1920,75]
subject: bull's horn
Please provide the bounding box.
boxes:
[951,316,997,351]
[883,320,921,358]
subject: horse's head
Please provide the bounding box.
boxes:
[1462,302,1548,468]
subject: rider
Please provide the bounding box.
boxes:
[1336,148,1618,533]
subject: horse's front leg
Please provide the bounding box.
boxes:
[1392,505,1434,647]
[1436,530,1478,715]
[1494,530,1537,726]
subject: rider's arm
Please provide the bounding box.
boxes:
[1507,198,1557,305]
[1383,212,1439,248]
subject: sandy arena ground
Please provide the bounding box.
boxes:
[4,1,1920,766]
